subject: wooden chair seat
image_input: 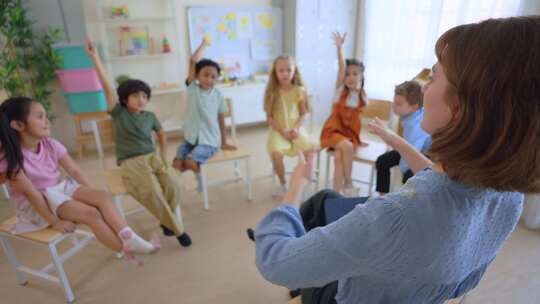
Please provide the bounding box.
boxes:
[0,217,62,244]
[207,146,251,164]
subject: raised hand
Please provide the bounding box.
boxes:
[332,31,347,47]
[367,117,398,146]
[84,38,98,59]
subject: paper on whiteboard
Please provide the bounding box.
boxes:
[255,12,274,31]
[251,39,277,60]
[236,12,253,38]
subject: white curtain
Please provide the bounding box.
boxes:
[362,0,522,100]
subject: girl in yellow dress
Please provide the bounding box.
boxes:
[264,55,315,196]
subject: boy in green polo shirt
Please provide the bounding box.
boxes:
[86,40,191,247]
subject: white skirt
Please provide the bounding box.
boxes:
[11,179,80,234]
[44,178,80,216]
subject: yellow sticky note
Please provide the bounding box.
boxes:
[217,23,226,33]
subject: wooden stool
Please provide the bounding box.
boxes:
[0,217,94,303]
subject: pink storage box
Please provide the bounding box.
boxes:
[57,68,102,93]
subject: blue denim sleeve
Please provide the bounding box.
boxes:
[255,198,407,290]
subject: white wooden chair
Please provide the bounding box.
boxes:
[0,179,94,303]
[198,98,252,209]
[324,99,394,195]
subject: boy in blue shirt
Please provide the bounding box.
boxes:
[172,39,236,175]
[375,80,431,194]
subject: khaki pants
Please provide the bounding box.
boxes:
[121,153,184,235]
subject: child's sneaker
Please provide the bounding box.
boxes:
[272,183,287,197]
[343,186,359,197]
[177,232,192,247]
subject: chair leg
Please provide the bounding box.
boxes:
[325,152,332,189]
[200,165,209,210]
[315,151,321,191]
[112,195,125,218]
[0,236,27,285]
[174,206,184,228]
[368,165,375,196]
[49,242,75,303]
[271,166,277,196]
[1,183,9,200]
[246,158,252,201]
[234,160,241,180]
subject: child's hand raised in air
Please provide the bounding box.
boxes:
[368,117,398,147]
[52,219,76,234]
[221,143,237,151]
[84,38,98,59]
[332,31,347,47]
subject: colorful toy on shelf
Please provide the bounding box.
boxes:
[162,36,171,53]
[111,5,129,19]
[118,25,150,56]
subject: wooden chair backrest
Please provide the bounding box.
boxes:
[362,99,393,121]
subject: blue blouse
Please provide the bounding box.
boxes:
[255,170,523,304]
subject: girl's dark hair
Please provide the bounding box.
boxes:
[195,58,221,76]
[345,58,366,89]
[0,97,34,179]
[116,79,151,107]
[345,58,365,72]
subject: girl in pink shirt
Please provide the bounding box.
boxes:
[0,97,159,264]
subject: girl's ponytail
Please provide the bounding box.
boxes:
[0,97,33,179]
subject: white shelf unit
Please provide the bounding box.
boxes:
[85,0,184,133]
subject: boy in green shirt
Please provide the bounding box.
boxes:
[86,40,191,247]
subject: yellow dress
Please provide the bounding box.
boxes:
[267,86,314,156]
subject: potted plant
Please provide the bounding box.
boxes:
[0,0,62,113]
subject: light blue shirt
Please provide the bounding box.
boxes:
[255,169,523,304]
[182,81,228,147]
[400,109,431,172]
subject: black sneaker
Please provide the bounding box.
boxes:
[161,224,175,237]
[177,232,192,247]
[289,289,301,298]
[246,228,255,242]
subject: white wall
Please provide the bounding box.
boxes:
[23,0,286,152]
[520,0,540,14]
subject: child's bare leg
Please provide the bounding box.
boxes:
[337,140,354,186]
[57,200,122,252]
[172,159,186,172]
[333,148,344,192]
[303,150,317,180]
[72,187,159,254]
[184,158,200,173]
[271,151,286,185]
[72,187,126,232]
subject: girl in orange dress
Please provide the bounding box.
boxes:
[320,32,368,196]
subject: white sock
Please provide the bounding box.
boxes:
[118,227,156,254]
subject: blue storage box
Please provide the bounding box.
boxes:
[54,44,94,70]
[64,91,107,114]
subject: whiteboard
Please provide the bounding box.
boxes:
[187,6,282,79]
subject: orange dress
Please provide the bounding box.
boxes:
[320,88,366,149]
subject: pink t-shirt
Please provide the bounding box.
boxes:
[0,137,68,233]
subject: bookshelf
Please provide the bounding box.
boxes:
[83,0,183,132]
